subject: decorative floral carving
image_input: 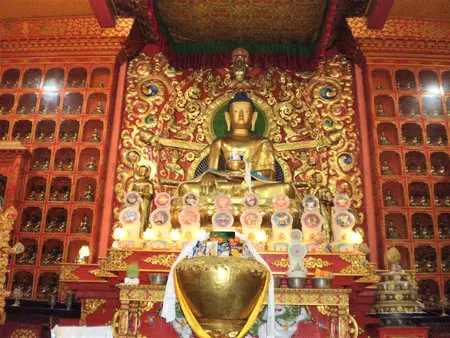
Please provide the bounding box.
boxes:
[304,257,332,269]
[81,298,107,323]
[104,250,133,270]
[339,254,371,275]
[89,269,118,278]
[60,265,80,281]
[143,253,177,267]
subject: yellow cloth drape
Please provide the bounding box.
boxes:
[173,266,270,338]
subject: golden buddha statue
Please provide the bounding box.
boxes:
[178,92,296,198]
[174,91,300,228]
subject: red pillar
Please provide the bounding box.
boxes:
[354,64,379,266]
[97,61,128,258]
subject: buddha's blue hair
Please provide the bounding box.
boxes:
[228,91,254,111]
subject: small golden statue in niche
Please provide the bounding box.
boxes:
[420,195,428,206]
[384,189,398,206]
[31,160,41,171]
[62,190,70,201]
[67,160,74,171]
[84,156,97,171]
[77,215,90,233]
[80,184,95,202]
[89,128,101,142]
[409,195,416,206]
[377,104,388,117]
[431,164,446,176]
[42,247,63,265]
[436,136,446,146]
[386,220,402,239]
[381,160,394,175]
[91,101,104,114]
[412,219,433,239]
[49,190,59,201]
[444,195,450,207]
[60,132,70,142]
[17,244,37,265]
[23,220,40,232]
[379,132,391,145]
[415,165,425,176]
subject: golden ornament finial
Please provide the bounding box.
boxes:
[386,247,401,265]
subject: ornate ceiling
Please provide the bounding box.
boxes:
[155,0,328,44]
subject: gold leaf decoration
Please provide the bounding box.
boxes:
[89,269,118,278]
[60,265,80,281]
[104,250,133,270]
[304,257,332,269]
[339,254,370,275]
[81,298,107,322]
[143,253,177,267]
[270,258,289,268]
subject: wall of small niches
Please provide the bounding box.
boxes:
[0,63,114,301]
[369,66,450,308]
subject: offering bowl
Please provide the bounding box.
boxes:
[312,277,333,289]
[287,277,307,288]
[175,256,267,335]
[148,273,168,285]
[274,276,283,288]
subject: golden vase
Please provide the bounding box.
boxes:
[175,256,268,336]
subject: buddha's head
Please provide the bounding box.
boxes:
[225,91,257,132]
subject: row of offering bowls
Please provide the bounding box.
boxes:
[148,274,333,289]
[275,276,333,289]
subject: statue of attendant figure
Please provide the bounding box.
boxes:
[128,165,154,235]
[307,172,333,243]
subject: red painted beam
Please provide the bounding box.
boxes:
[367,0,394,29]
[89,0,115,28]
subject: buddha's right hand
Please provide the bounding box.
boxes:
[200,172,217,195]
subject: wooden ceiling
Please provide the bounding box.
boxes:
[0,0,93,19]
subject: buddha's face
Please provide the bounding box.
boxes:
[227,101,255,130]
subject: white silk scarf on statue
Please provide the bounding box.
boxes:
[161,231,275,338]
